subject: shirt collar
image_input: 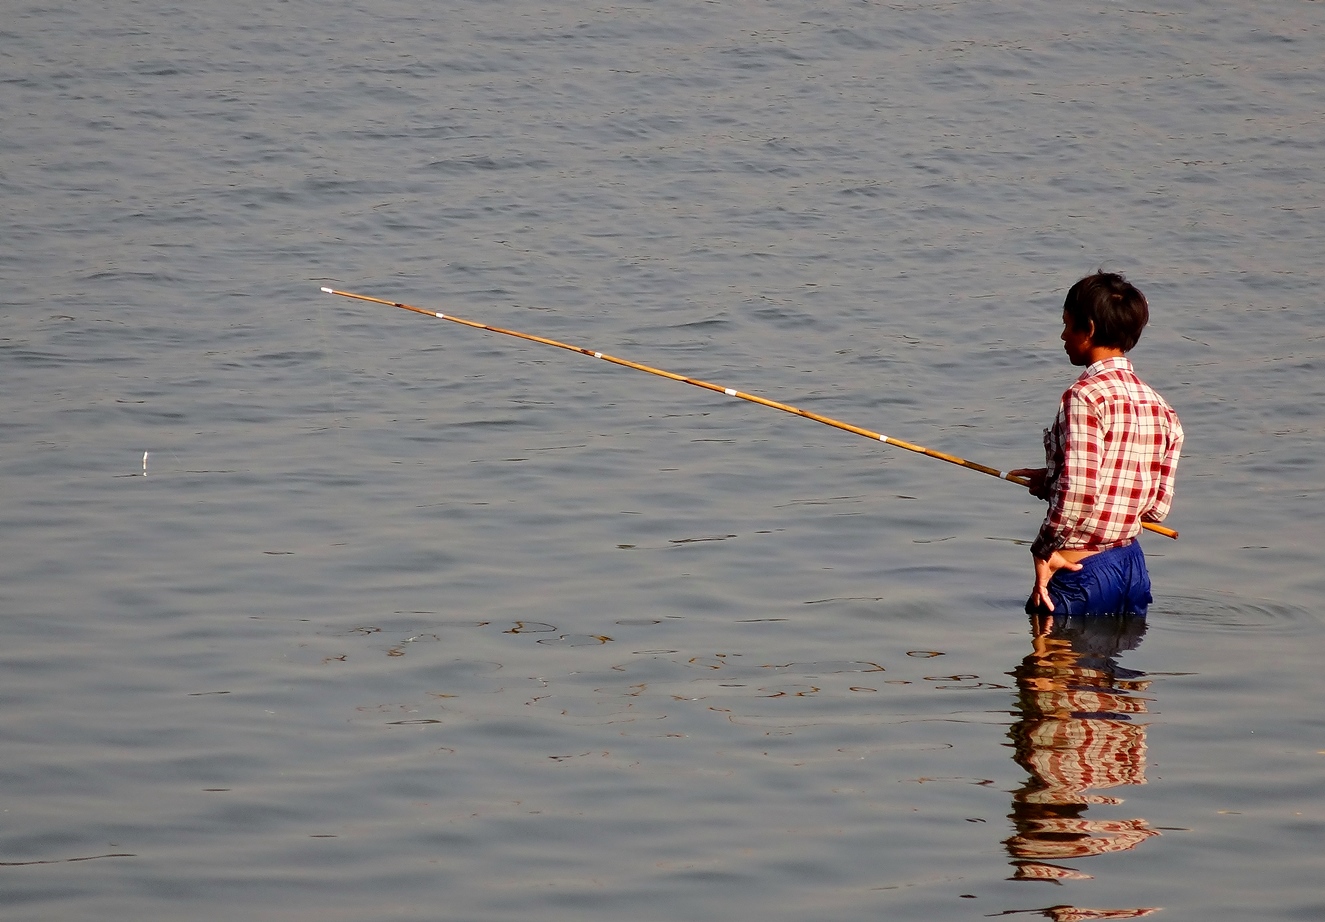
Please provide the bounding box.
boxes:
[1081,354,1133,379]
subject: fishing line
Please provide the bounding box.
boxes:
[320,287,1178,540]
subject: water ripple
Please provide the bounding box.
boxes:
[1150,593,1320,635]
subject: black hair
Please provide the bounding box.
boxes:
[1063,272,1149,352]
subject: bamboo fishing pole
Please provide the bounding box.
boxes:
[320,287,1178,540]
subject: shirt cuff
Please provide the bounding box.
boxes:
[1030,529,1062,561]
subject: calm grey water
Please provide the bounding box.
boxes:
[3,1,1323,919]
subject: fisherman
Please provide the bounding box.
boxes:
[1011,273,1183,616]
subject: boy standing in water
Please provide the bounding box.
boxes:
[1011,273,1184,616]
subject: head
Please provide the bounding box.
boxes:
[1061,273,1149,364]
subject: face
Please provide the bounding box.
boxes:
[1060,310,1094,366]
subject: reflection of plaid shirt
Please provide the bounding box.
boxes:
[1032,357,1183,560]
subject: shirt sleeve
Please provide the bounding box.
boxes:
[1031,388,1101,559]
[1141,406,1184,523]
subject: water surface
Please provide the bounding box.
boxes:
[2,1,1323,919]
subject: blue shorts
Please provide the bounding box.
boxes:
[1028,540,1153,617]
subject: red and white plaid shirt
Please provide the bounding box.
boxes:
[1032,356,1183,560]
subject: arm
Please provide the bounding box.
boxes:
[1024,389,1098,612]
[1030,388,1101,560]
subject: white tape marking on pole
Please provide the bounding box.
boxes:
[724,388,737,397]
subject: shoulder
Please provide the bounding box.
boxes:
[1080,356,1158,400]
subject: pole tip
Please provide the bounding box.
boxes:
[320,287,335,294]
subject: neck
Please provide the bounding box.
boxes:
[1084,345,1126,366]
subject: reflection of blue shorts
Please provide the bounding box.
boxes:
[1033,540,1153,617]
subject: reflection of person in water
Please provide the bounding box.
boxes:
[1005,612,1160,888]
